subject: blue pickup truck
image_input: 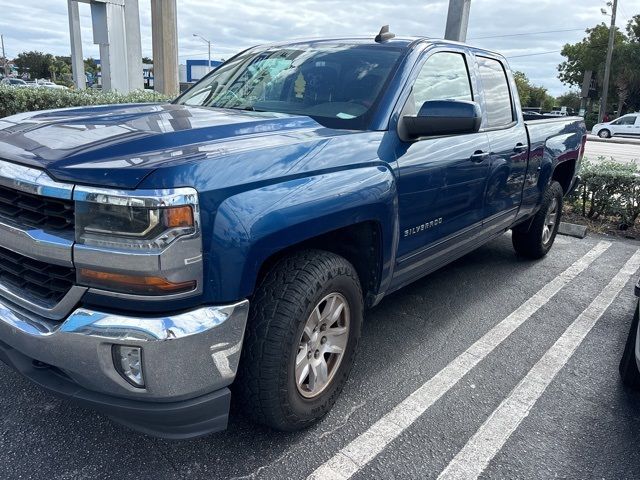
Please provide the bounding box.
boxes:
[0,32,585,438]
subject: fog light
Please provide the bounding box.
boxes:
[113,345,145,388]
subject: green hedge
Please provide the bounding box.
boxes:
[0,86,171,118]
[572,158,640,226]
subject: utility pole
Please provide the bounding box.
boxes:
[1,34,8,76]
[599,0,618,122]
[444,0,472,42]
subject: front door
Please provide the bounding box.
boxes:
[393,50,491,285]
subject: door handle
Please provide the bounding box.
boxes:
[513,143,528,153]
[470,151,489,163]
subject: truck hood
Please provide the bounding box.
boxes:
[0,103,325,188]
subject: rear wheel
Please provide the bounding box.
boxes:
[619,305,640,388]
[598,129,611,139]
[512,181,563,259]
[235,250,363,431]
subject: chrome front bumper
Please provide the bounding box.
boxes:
[0,296,250,401]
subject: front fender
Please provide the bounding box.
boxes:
[207,166,399,302]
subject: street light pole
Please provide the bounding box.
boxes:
[193,33,212,73]
[0,34,8,76]
[599,0,618,122]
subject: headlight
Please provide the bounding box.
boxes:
[75,192,196,249]
[73,187,203,297]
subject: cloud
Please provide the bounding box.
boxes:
[0,0,638,95]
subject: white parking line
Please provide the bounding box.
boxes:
[308,241,611,480]
[437,248,640,480]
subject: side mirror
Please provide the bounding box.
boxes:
[401,100,482,139]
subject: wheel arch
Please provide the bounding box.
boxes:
[207,166,399,305]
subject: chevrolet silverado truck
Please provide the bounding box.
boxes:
[0,31,585,439]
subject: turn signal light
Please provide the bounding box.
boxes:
[79,269,196,295]
[164,205,194,228]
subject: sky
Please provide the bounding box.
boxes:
[0,0,639,96]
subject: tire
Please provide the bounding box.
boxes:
[598,129,611,139]
[235,249,363,431]
[619,304,640,388]
[512,181,563,259]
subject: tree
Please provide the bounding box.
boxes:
[558,23,626,88]
[612,42,640,114]
[555,91,581,111]
[513,71,555,110]
[627,14,640,42]
[13,51,54,79]
[513,71,531,106]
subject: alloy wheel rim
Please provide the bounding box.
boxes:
[542,197,558,245]
[295,292,350,399]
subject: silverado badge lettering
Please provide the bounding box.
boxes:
[404,217,443,237]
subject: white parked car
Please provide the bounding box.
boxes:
[30,80,68,90]
[592,113,640,138]
[0,78,29,88]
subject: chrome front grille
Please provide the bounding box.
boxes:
[0,159,83,320]
[0,245,75,305]
[0,184,74,231]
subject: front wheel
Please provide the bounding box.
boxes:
[512,181,563,259]
[598,129,611,139]
[235,250,363,431]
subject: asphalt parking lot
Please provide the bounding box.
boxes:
[1,232,640,480]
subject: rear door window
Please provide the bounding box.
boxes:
[477,57,514,128]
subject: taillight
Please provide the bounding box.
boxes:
[578,134,587,162]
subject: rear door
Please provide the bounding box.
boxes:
[475,55,528,232]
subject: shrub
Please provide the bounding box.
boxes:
[572,158,640,227]
[0,86,171,118]
[584,112,599,131]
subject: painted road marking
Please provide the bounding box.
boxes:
[308,241,612,480]
[437,248,640,480]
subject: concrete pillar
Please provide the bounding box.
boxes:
[124,0,144,91]
[67,0,86,89]
[151,0,179,96]
[444,0,472,42]
[90,0,129,92]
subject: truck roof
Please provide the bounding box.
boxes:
[261,36,505,59]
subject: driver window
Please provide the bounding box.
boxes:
[412,52,473,113]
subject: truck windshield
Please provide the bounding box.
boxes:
[175,43,404,130]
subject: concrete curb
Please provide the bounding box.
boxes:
[558,222,588,239]
[586,135,640,146]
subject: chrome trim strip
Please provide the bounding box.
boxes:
[0,159,73,199]
[86,286,200,302]
[0,284,87,321]
[73,186,199,208]
[0,218,74,266]
[63,300,249,341]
